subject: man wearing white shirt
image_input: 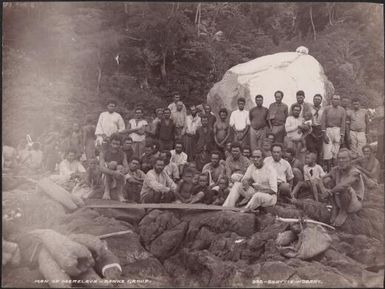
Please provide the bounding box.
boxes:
[168,92,187,114]
[95,100,125,146]
[223,149,277,210]
[229,98,250,147]
[124,107,148,158]
[160,150,180,181]
[264,143,294,198]
[284,104,310,152]
[183,105,202,161]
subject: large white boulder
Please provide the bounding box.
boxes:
[207,47,334,114]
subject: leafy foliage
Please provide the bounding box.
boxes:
[3,2,384,145]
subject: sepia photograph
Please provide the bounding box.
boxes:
[2,2,384,288]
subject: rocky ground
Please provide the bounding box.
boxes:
[2,176,384,288]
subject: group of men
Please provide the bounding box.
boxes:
[4,91,381,227]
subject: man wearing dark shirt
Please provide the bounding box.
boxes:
[195,115,215,171]
[249,95,269,152]
[156,108,176,151]
[122,136,135,164]
[290,90,313,121]
[267,91,289,144]
[203,104,217,130]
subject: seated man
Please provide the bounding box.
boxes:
[21,142,43,171]
[223,149,278,210]
[50,148,86,184]
[160,150,180,182]
[284,147,304,186]
[141,158,177,203]
[225,142,251,183]
[242,146,251,159]
[352,145,380,189]
[291,152,326,202]
[211,176,230,206]
[202,151,226,187]
[264,143,294,199]
[84,158,103,197]
[322,148,365,227]
[170,141,188,176]
[140,143,157,174]
[124,157,146,203]
[189,173,213,204]
[99,133,129,202]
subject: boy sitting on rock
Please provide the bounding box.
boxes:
[291,152,326,202]
[212,176,230,205]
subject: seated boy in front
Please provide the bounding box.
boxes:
[212,176,230,205]
[291,152,326,202]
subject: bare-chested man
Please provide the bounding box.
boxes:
[214,108,231,158]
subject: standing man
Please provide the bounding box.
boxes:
[194,115,215,171]
[306,94,324,163]
[203,104,217,130]
[249,95,269,152]
[99,134,129,202]
[95,100,125,147]
[225,142,251,182]
[82,116,96,161]
[156,108,176,151]
[171,101,187,140]
[348,98,369,158]
[322,149,364,227]
[146,108,163,145]
[267,91,289,144]
[284,104,310,153]
[264,143,294,198]
[168,92,187,114]
[140,158,177,203]
[183,105,202,161]
[371,105,384,169]
[214,108,231,157]
[124,107,148,158]
[321,94,346,172]
[223,149,278,210]
[229,98,250,147]
[290,90,313,121]
[341,97,352,149]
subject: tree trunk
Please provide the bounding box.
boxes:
[161,50,167,79]
[96,51,102,96]
[309,6,317,41]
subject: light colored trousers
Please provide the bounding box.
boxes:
[250,127,267,152]
[350,131,366,157]
[323,127,341,160]
[223,182,277,209]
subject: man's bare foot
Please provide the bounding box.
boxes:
[333,209,348,227]
[238,196,251,206]
[102,193,111,200]
[118,196,128,202]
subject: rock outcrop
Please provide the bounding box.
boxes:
[207,47,334,115]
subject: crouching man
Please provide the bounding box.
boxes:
[223,149,278,211]
[322,148,365,227]
[140,158,177,203]
[99,133,128,202]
